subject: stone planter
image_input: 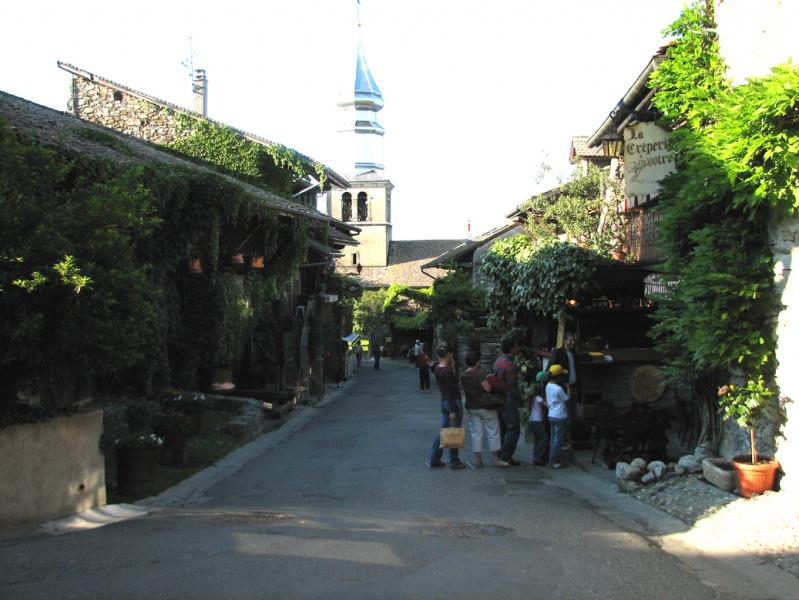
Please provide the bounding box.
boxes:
[702,457,737,493]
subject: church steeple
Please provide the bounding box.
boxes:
[340,0,385,174]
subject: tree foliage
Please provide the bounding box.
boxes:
[523,164,625,255]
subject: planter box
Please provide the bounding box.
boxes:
[0,410,106,524]
[702,457,737,493]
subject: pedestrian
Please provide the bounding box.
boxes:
[546,364,570,469]
[415,344,432,392]
[492,337,522,466]
[460,349,508,468]
[528,371,549,466]
[428,343,465,470]
[372,343,382,370]
[354,340,363,368]
[550,331,581,421]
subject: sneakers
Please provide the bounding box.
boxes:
[505,457,521,466]
[450,462,466,470]
[492,459,510,468]
[548,462,566,469]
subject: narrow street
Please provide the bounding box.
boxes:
[0,360,757,599]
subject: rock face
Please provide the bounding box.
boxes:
[616,462,643,481]
[694,444,716,463]
[702,458,737,493]
[630,457,648,471]
[678,454,703,473]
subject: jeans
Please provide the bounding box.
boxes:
[430,400,463,466]
[529,420,549,462]
[548,418,569,465]
[498,398,520,461]
[373,355,380,370]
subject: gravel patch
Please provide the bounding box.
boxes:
[632,474,799,579]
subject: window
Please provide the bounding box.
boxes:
[341,192,352,222]
[357,192,368,222]
[352,253,358,265]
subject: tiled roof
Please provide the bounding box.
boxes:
[340,239,465,288]
[350,169,392,183]
[57,61,350,190]
[0,90,335,226]
[570,136,605,161]
[422,223,517,268]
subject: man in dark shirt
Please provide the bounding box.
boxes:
[493,337,522,466]
[428,343,465,469]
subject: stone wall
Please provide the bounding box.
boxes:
[67,77,190,146]
[0,411,106,524]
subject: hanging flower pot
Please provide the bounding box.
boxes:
[188,257,202,274]
[250,255,265,270]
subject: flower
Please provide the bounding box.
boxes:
[115,433,163,449]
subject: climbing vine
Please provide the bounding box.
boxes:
[0,116,312,423]
[168,112,320,197]
[647,2,799,391]
[481,236,604,329]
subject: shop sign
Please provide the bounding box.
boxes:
[624,123,676,209]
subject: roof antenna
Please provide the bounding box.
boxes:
[181,37,208,117]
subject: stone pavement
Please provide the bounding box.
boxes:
[0,358,796,599]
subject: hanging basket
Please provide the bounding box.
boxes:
[250,255,265,270]
[188,257,202,274]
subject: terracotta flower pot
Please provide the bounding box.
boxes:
[732,454,780,497]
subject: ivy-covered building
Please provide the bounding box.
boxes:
[49,61,365,400]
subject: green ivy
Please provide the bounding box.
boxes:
[647,1,797,390]
[0,116,311,420]
[481,236,604,328]
[168,113,316,197]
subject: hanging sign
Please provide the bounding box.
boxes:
[623,123,676,209]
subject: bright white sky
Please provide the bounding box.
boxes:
[1,0,685,240]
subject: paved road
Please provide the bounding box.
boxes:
[0,359,748,599]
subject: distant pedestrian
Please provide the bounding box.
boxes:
[372,344,382,370]
[461,349,508,468]
[428,343,465,470]
[416,345,432,391]
[528,371,549,466]
[546,364,570,469]
[493,337,522,466]
[354,340,363,367]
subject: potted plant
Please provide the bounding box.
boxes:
[114,433,163,496]
[717,376,780,497]
[154,409,192,466]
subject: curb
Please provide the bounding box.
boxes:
[138,377,354,510]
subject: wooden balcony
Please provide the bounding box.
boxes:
[625,208,664,265]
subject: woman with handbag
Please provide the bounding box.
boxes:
[428,343,466,470]
[461,349,509,468]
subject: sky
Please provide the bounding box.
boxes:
[0,0,686,240]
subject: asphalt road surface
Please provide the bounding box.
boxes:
[0,359,746,599]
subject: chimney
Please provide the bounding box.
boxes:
[192,68,208,116]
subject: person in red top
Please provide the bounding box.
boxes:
[415,345,432,392]
[493,337,522,466]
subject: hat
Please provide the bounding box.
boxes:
[548,364,569,377]
[535,370,548,383]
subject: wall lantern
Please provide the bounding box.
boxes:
[602,136,624,158]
